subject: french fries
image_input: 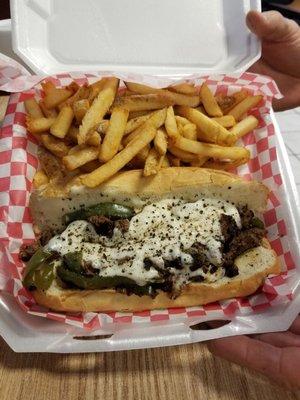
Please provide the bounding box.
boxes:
[144,148,160,176]
[125,82,201,107]
[50,106,74,139]
[230,115,259,141]
[82,125,156,187]
[176,106,236,146]
[26,116,56,134]
[63,146,99,171]
[173,135,250,161]
[154,128,168,156]
[25,77,263,188]
[73,99,90,124]
[24,98,44,118]
[78,78,119,144]
[99,107,129,162]
[165,106,180,139]
[200,83,223,117]
[227,95,263,121]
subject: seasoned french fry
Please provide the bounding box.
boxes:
[182,123,197,141]
[176,106,236,146]
[43,87,73,109]
[125,82,200,107]
[59,85,91,109]
[168,145,200,163]
[194,105,207,115]
[24,98,44,118]
[173,135,250,161]
[33,170,49,188]
[168,155,181,167]
[129,110,152,119]
[37,147,63,179]
[125,114,151,135]
[82,125,156,187]
[73,99,90,124]
[230,115,259,140]
[154,128,168,156]
[66,81,80,94]
[227,95,263,121]
[203,158,248,170]
[39,100,58,118]
[135,145,151,164]
[200,83,223,117]
[78,78,119,144]
[41,134,71,158]
[144,148,160,176]
[212,115,236,128]
[190,157,209,167]
[168,82,197,95]
[41,81,56,93]
[63,146,99,171]
[165,106,180,139]
[99,107,129,162]
[115,94,173,112]
[50,106,74,139]
[26,116,56,133]
[216,90,249,114]
[66,125,79,144]
[175,116,190,126]
[96,120,110,135]
[87,131,102,147]
[88,78,108,102]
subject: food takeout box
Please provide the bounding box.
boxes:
[0,0,300,353]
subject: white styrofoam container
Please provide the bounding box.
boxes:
[1,0,299,353]
[10,0,261,76]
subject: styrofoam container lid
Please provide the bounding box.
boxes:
[11,0,261,76]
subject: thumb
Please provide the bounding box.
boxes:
[246,10,299,42]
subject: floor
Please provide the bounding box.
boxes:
[276,107,300,197]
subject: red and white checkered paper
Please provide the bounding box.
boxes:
[0,71,298,331]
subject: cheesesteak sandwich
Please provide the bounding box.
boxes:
[21,167,280,312]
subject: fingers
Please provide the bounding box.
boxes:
[246,10,299,42]
[289,315,300,335]
[253,331,300,348]
[207,336,300,389]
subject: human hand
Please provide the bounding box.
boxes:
[246,10,300,111]
[207,315,300,390]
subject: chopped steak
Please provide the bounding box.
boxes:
[114,219,130,233]
[220,214,239,246]
[223,228,266,269]
[238,206,255,230]
[188,243,211,272]
[165,257,184,270]
[88,215,114,238]
[225,265,239,278]
[19,241,40,262]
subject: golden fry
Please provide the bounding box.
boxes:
[176,106,235,146]
[125,82,200,107]
[190,157,209,167]
[41,134,71,158]
[144,148,160,176]
[96,120,110,135]
[227,95,263,121]
[99,107,129,162]
[79,77,119,144]
[59,85,90,109]
[39,100,58,118]
[88,78,109,102]
[165,106,180,139]
[159,155,170,168]
[182,123,197,141]
[212,115,236,128]
[41,81,56,93]
[230,115,259,141]
[66,81,80,94]
[43,87,73,109]
[115,94,173,112]
[173,136,250,161]
[216,90,249,114]
[168,155,181,167]
[33,170,49,188]
[168,145,200,163]
[175,116,190,127]
[203,158,248,170]
[82,125,156,187]
[125,114,151,135]
[26,116,56,134]
[80,159,102,173]
[24,98,44,118]
[73,99,90,124]
[37,147,63,179]
[87,131,102,147]
[66,125,79,144]
[200,83,223,117]
[50,106,74,139]
[154,128,168,156]
[63,146,99,171]
[129,110,152,119]
[168,82,197,95]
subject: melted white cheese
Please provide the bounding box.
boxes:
[46,198,241,286]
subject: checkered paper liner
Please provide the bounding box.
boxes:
[0,70,298,331]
